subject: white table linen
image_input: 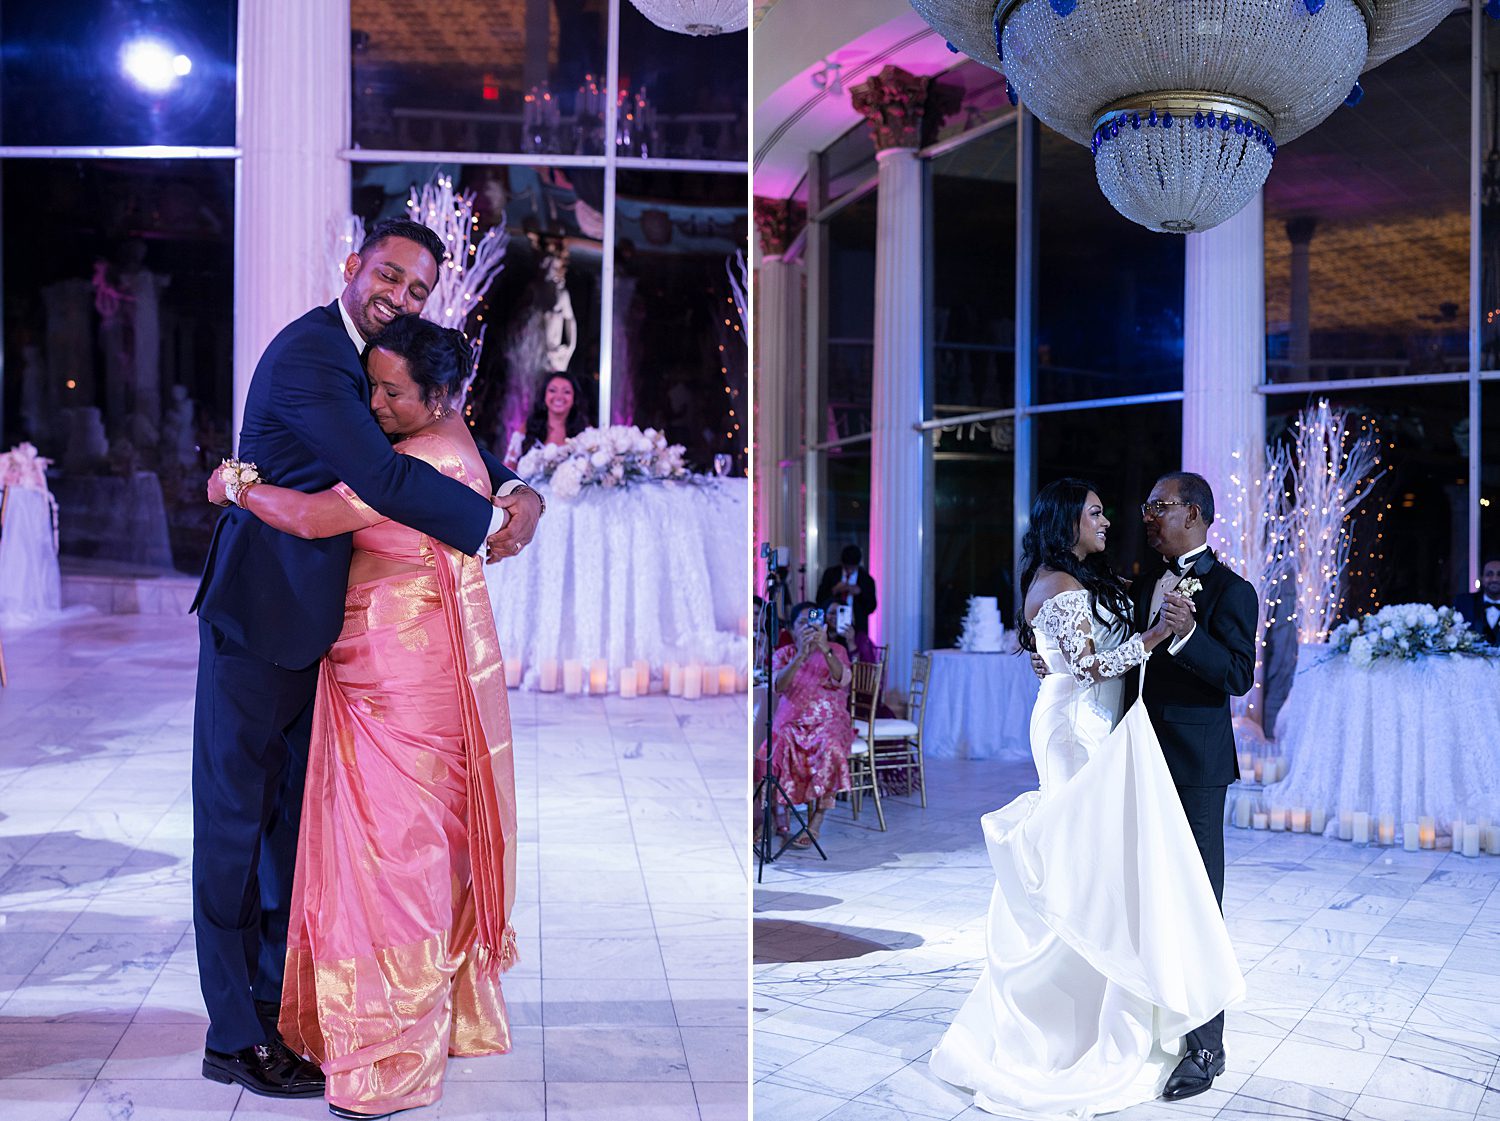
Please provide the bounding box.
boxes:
[922,649,1040,761]
[0,486,61,627]
[1273,653,1500,823]
[485,478,747,686]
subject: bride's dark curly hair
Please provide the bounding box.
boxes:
[1017,478,1133,653]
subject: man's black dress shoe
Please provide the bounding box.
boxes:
[202,1040,325,1098]
[329,1105,399,1119]
[1163,1047,1225,1101]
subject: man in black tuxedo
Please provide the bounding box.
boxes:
[1129,471,1257,1102]
[190,219,542,1098]
[1453,558,1500,646]
[816,544,878,653]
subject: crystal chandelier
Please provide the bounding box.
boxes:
[908,0,1457,233]
[627,0,749,36]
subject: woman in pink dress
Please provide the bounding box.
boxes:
[768,602,854,848]
[208,315,519,1120]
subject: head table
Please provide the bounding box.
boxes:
[921,649,1040,761]
[1271,651,1500,835]
[483,477,747,691]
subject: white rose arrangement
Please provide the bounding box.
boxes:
[1329,603,1492,667]
[515,425,691,499]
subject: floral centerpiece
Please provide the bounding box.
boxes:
[1328,603,1493,666]
[515,425,688,500]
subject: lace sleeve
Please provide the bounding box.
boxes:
[1033,589,1150,685]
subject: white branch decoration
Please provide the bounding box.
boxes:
[726,249,748,348]
[1280,400,1385,644]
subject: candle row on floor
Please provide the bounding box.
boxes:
[509,657,749,698]
[1231,801,1500,856]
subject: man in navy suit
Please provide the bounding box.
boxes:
[190,219,542,1097]
[1453,557,1500,646]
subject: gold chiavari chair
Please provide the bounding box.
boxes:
[845,658,886,830]
[860,652,931,807]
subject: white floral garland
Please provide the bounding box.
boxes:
[515,425,689,500]
[1329,603,1494,666]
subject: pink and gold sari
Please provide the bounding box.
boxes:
[279,433,519,1115]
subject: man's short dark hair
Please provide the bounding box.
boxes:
[1156,471,1215,525]
[358,218,445,268]
[840,544,862,566]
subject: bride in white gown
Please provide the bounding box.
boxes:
[929,480,1244,1119]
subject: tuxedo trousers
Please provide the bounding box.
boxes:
[192,618,315,1052]
[1175,782,1227,1053]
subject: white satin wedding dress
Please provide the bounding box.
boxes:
[929,589,1244,1119]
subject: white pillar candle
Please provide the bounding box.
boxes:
[562,659,584,695]
[505,655,524,689]
[1238,750,1254,776]
[538,658,559,693]
[1463,823,1481,858]
[738,614,750,636]
[718,665,737,693]
[634,660,650,695]
[1234,798,1252,829]
[667,663,682,696]
[1253,758,1264,783]
[1419,818,1435,850]
[1269,809,1286,832]
[589,659,608,695]
[1484,825,1500,854]
[1310,807,1327,835]
[702,665,720,696]
[1339,810,1354,841]
[735,666,750,692]
[618,668,637,699]
[1403,824,1420,852]
[1290,808,1308,833]
[1378,815,1395,847]
[1252,812,1269,830]
[682,664,703,700]
[1352,812,1370,845]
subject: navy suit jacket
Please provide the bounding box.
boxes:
[1453,592,1500,646]
[1125,549,1257,788]
[192,302,519,670]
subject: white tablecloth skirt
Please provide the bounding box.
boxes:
[484,478,747,687]
[0,486,61,628]
[923,649,1040,761]
[1272,653,1500,823]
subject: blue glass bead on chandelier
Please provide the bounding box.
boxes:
[1006,78,1018,106]
[1092,107,1276,160]
[993,8,1003,61]
[1487,0,1500,21]
[1304,0,1326,13]
[946,40,958,53]
[1344,81,1364,107]
[1048,0,1078,16]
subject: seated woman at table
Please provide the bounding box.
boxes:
[208,315,520,1119]
[761,601,854,848]
[503,371,588,469]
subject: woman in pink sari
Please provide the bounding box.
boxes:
[209,315,519,1119]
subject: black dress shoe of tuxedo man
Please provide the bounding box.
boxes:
[202,1039,325,1097]
[1163,1048,1225,1101]
[329,1105,404,1119]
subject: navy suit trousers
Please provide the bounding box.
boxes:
[191,618,315,1052]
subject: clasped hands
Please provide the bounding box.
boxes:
[484,488,542,564]
[1029,591,1195,679]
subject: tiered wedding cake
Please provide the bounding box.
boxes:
[958,596,1006,652]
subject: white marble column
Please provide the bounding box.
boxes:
[1183,189,1265,510]
[868,146,926,695]
[234,0,351,443]
[754,253,803,552]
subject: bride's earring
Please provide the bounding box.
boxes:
[431,403,448,420]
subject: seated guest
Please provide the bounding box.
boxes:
[1454,557,1500,646]
[757,602,854,849]
[503,371,588,468]
[816,544,878,662]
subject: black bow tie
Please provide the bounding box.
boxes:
[1168,557,1191,576]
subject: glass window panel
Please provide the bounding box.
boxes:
[617,2,746,161]
[0,0,236,147]
[1,158,235,573]
[351,160,603,460]
[1034,403,1182,581]
[820,446,870,600]
[352,0,608,155]
[1483,383,1500,587]
[612,169,747,473]
[931,124,1016,416]
[1266,12,1470,384]
[1482,13,1500,371]
[933,426,1014,645]
[926,59,1014,149]
[822,120,877,205]
[824,191,876,441]
[1265,386,1469,611]
[1036,126,1184,405]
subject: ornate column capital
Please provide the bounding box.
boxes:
[848,65,957,152]
[753,197,807,258]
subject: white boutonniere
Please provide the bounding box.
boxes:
[1177,576,1203,600]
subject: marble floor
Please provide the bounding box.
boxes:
[754,756,1500,1121]
[0,611,748,1121]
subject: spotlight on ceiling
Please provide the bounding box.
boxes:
[120,37,191,93]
